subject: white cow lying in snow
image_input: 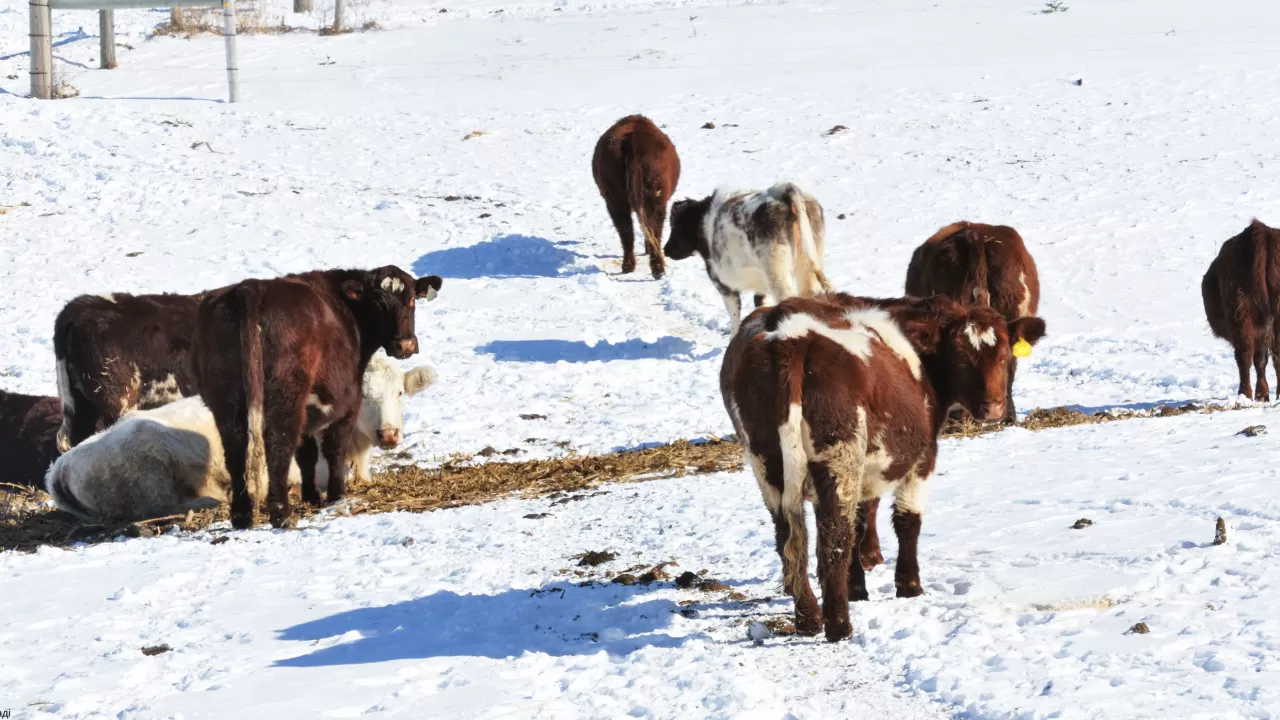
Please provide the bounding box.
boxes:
[46,351,436,522]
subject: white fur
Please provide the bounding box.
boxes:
[380,277,405,293]
[1017,271,1032,317]
[55,358,75,453]
[701,183,828,336]
[46,352,437,522]
[965,323,997,350]
[140,374,183,408]
[764,307,922,380]
[844,308,922,380]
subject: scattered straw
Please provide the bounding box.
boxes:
[0,401,1245,553]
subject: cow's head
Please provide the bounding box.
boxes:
[359,351,437,449]
[663,196,712,261]
[902,302,1046,421]
[341,267,443,360]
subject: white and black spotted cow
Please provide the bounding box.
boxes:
[46,351,437,522]
[663,182,834,336]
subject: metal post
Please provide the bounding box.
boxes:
[333,0,343,32]
[222,0,239,103]
[29,0,52,99]
[99,9,116,69]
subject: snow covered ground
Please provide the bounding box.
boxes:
[4,0,1280,717]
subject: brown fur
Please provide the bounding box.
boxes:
[1201,219,1280,400]
[591,115,681,278]
[905,221,1043,423]
[721,293,1045,641]
[0,390,63,487]
[193,268,440,529]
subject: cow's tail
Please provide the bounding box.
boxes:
[237,285,269,503]
[775,346,812,595]
[1251,219,1273,322]
[788,185,832,294]
[965,227,992,306]
[54,353,76,454]
[627,147,660,254]
[45,456,93,520]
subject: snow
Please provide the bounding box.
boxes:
[4,0,1280,716]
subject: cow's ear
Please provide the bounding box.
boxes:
[1008,316,1047,346]
[403,366,437,395]
[342,279,364,301]
[415,275,443,301]
[900,318,942,355]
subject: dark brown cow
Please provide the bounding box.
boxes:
[591,114,681,279]
[904,222,1042,423]
[0,390,62,487]
[722,294,1045,641]
[53,292,202,451]
[1202,219,1280,400]
[194,267,440,529]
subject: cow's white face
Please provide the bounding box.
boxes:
[359,352,437,449]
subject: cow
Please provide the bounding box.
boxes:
[194,266,440,529]
[54,292,203,452]
[1202,219,1280,400]
[0,390,62,487]
[664,182,833,337]
[592,114,681,279]
[44,352,437,522]
[721,293,1045,641]
[904,221,1042,424]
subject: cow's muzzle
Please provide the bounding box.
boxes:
[392,336,419,359]
[980,402,1006,421]
[378,427,402,449]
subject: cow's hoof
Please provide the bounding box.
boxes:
[649,265,665,280]
[230,510,254,530]
[794,613,823,637]
[849,585,870,602]
[825,619,853,643]
[895,582,924,599]
[621,257,637,274]
[860,548,884,571]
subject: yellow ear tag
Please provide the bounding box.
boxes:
[1012,338,1032,358]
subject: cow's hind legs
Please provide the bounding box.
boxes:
[604,194,637,275]
[811,460,853,642]
[856,497,884,573]
[891,480,928,599]
[1254,339,1271,401]
[264,394,307,529]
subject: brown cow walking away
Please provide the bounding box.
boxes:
[194,266,440,529]
[592,115,681,279]
[905,221,1042,424]
[721,294,1045,641]
[1202,219,1280,400]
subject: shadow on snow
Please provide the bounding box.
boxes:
[476,336,716,363]
[273,583,697,666]
[413,235,599,280]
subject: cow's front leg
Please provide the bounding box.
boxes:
[717,283,742,338]
[320,413,357,503]
[295,435,323,505]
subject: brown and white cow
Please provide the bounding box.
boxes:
[904,221,1042,423]
[45,352,436,522]
[592,114,681,279]
[0,390,62,487]
[1202,219,1280,400]
[54,292,204,451]
[664,182,833,336]
[194,267,440,529]
[721,294,1045,641]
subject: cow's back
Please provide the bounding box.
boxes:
[907,222,1039,321]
